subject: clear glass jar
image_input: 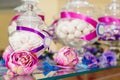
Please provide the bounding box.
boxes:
[98,0,120,41]
[53,0,98,50]
[8,0,46,35]
[9,4,51,57]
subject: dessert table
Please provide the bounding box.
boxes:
[0,64,120,80]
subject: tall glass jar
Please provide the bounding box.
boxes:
[8,0,46,35]
[9,4,51,58]
[53,0,98,51]
[97,0,120,46]
[98,0,120,40]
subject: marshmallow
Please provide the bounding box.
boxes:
[9,31,43,52]
[83,27,91,35]
[58,31,67,39]
[88,24,95,31]
[67,33,75,40]
[71,19,80,26]
[8,21,17,34]
[74,30,82,37]
[55,19,96,47]
[77,21,88,31]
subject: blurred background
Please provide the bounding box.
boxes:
[0,0,111,51]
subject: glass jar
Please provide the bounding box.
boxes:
[98,0,120,41]
[53,0,98,50]
[8,0,46,35]
[9,4,51,57]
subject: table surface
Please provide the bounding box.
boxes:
[0,65,120,80]
[1,41,120,80]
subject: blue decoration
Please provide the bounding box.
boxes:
[0,57,5,66]
[82,52,99,69]
[43,62,60,76]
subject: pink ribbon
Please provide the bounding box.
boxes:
[98,16,120,24]
[11,14,44,21]
[60,11,97,41]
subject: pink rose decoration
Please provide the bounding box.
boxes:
[53,47,78,67]
[12,75,35,80]
[6,51,38,75]
[3,46,13,61]
[4,75,35,80]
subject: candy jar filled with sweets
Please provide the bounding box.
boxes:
[8,0,46,35]
[52,0,98,52]
[98,0,120,42]
[9,3,51,58]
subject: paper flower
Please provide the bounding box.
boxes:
[53,47,78,68]
[6,51,38,75]
[4,75,35,80]
[99,51,117,68]
[82,52,99,69]
[3,46,13,61]
[12,75,35,80]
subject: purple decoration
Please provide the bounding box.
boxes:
[17,26,46,53]
[99,51,117,68]
[82,52,99,69]
[98,18,120,41]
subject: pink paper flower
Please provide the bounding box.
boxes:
[6,51,38,75]
[3,46,13,61]
[12,75,35,80]
[53,47,78,67]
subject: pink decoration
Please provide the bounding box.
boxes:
[53,47,78,67]
[6,51,38,75]
[3,46,13,61]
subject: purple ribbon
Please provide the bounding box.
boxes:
[98,16,120,24]
[12,14,44,21]
[61,11,97,41]
[17,26,45,53]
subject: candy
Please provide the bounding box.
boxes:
[9,30,50,57]
[55,19,95,44]
[8,21,17,34]
[67,34,75,40]
[83,28,91,35]
[6,51,38,75]
[58,32,67,39]
[99,24,120,40]
[74,30,82,38]
[53,47,79,67]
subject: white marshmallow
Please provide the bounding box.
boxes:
[110,25,116,30]
[67,34,75,40]
[83,28,90,35]
[71,19,80,26]
[8,21,17,34]
[58,32,67,39]
[9,31,43,51]
[74,30,82,37]
[77,25,85,31]
[61,26,69,33]
[67,25,75,33]
[88,24,95,31]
